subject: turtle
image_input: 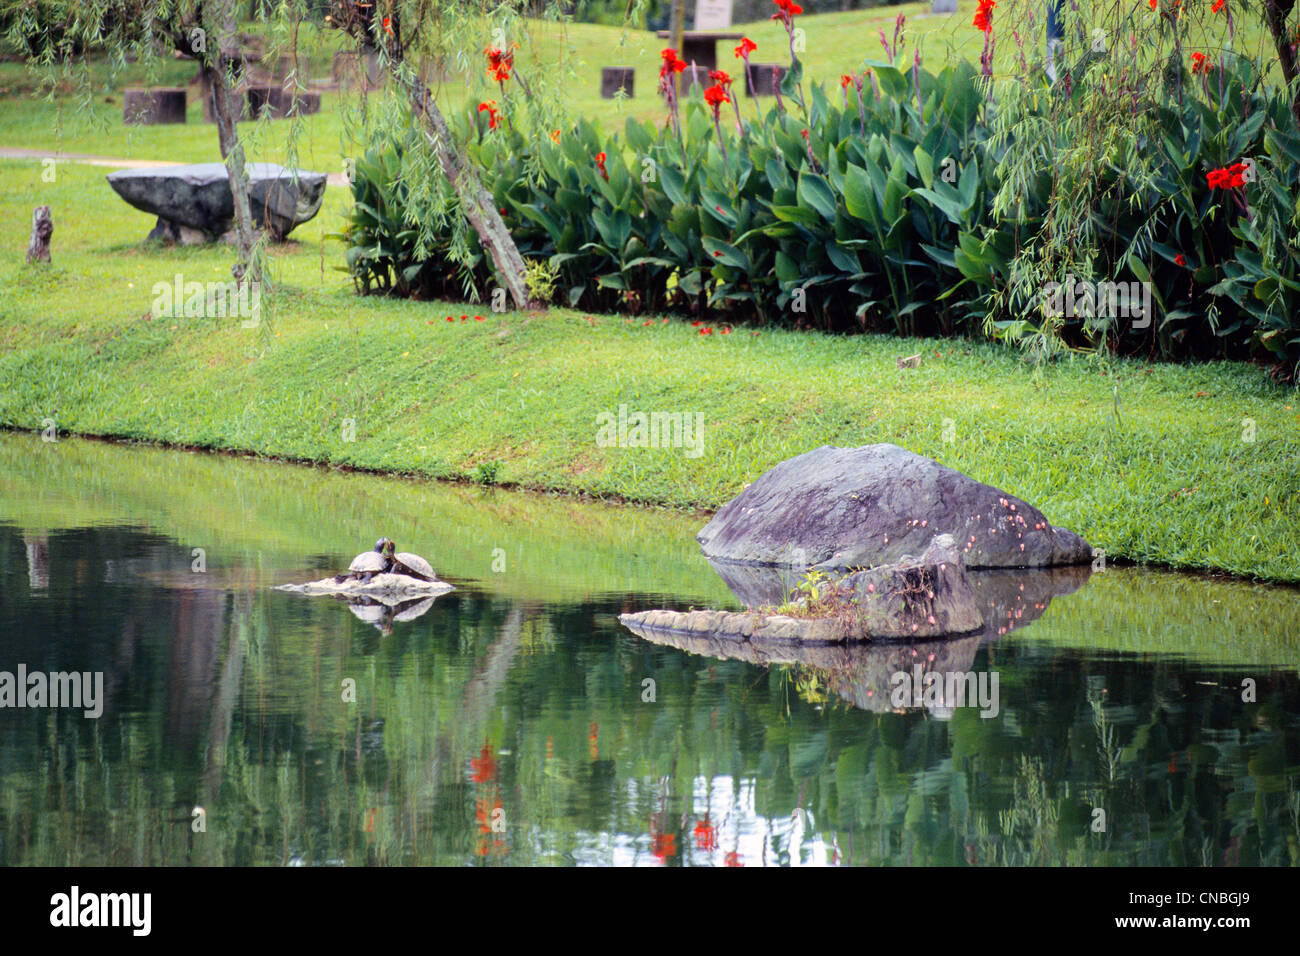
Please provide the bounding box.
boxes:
[335,538,392,584]
[382,540,437,581]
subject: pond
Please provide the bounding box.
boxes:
[0,432,1296,866]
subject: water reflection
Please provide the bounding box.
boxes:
[0,433,1296,866]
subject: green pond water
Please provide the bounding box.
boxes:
[0,432,1297,866]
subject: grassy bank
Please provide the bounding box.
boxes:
[2,159,1299,582]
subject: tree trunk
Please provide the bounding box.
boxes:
[1264,0,1300,134]
[27,205,52,264]
[403,74,534,310]
[668,0,686,101]
[202,0,260,285]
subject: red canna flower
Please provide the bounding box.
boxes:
[595,150,609,180]
[973,0,996,33]
[1148,0,1156,8]
[1190,51,1212,74]
[659,47,687,78]
[1174,254,1187,266]
[708,69,733,89]
[382,17,392,34]
[800,128,809,139]
[485,45,515,83]
[1211,0,1225,10]
[474,315,485,321]
[704,83,730,109]
[446,316,454,322]
[478,100,501,130]
[1207,162,1248,190]
[841,73,853,88]
[770,0,803,23]
[734,37,757,59]
[550,129,561,143]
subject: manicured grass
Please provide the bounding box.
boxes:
[2,159,1298,582]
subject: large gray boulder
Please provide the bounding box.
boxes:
[698,444,1092,571]
[106,162,327,241]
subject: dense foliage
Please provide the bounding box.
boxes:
[339,7,1300,372]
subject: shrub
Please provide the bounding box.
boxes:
[341,26,1300,372]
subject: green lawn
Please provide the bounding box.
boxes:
[2,158,1298,582]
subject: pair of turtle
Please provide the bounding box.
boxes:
[336,538,437,584]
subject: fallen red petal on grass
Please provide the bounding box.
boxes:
[474,315,485,321]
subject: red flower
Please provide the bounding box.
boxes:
[771,0,803,22]
[659,47,687,78]
[474,314,485,321]
[1211,0,1225,10]
[1174,254,1187,266]
[478,100,500,130]
[694,818,718,852]
[708,69,733,89]
[1190,51,1211,74]
[446,316,454,322]
[382,17,392,34]
[973,0,996,33]
[704,84,730,109]
[700,327,714,335]
[1148,0,1156,8]
[841,73,853,88]
[724,851,744,867]
[800,129,809,139]
[485,45,515,83]
[1207,162,1248,190]
[734,37,757,59]
[595,151,609,180]
[550,129,561,143]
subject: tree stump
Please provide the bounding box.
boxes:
[745,63,782,97]
[124,87,188,125]
[27,206,52,264]
[600,67,634,99]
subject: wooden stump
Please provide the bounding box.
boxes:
[124,87,187,125]
[745,63,782,97]
[600,67,634,99]
[27,206,52,264]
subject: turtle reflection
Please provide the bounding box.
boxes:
[342,594,437,635]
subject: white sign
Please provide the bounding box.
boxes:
[695,0,733,30]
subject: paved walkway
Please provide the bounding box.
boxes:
[0,147,347,185]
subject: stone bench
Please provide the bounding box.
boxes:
[123,88,187,125]
[106,162,328,243]
[600,66,634,99]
